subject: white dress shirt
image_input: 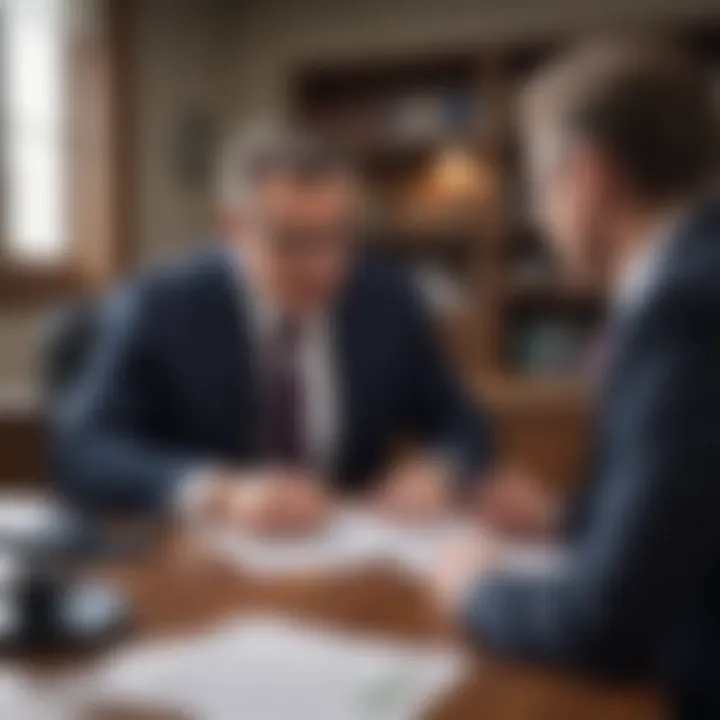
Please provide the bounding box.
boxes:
[242,278,340,474]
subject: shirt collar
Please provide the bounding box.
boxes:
[612,206,688,315]
[229,246,326,338]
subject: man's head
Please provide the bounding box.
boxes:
[217,123,359,316]
[521,39,717,285]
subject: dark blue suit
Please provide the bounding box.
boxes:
[51,250,492,514]
[465,199,720,719]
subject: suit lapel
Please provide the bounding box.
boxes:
[599,208,696,406]
[199,251,263,457]
[332,286,360,480]
[608,198,720,386]
[332,264,382,484]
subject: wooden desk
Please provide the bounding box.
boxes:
[8,530,667,720]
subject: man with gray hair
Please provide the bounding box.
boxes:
[52,123,493,533]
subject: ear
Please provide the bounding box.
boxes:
[218,207,244,241]
[576,143,622,207]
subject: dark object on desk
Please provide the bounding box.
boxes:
[2,305,141,651]
[0,499,134,651]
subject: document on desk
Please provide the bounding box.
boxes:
[204,510,474,577]
[205,510,567,578]
[91,615,465,720]
[0,493,56,542]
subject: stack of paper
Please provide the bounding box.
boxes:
[206,510,567,579]
[90,615,465,720]
[205,511,474,577]
[0,668,85,720]
[0,494,56,544]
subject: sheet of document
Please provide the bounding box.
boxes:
[204,510,474,576]
[0,494,56,542]
[205,509,567,578]
[0,667,87,720]
[90,615,465,720]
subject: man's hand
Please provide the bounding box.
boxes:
[475,466,559,540]
[200,468,331,536]
[375,454,454,524]
[430,531,505,617]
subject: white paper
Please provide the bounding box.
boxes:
[0,495,55,541]
[206,510,568,579]
[91,615,465,720]
[206,510,475,577]
[0,668,84,720]
[0,671,38,719]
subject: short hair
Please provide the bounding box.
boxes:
[216,121,353,210]
[522,38,719,201]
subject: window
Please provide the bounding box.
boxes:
[4,0,69,263]
[0,0,128,301]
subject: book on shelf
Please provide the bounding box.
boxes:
[510,315,595,377]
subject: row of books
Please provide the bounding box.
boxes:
[412,264,598,377]
[312,87,478,150]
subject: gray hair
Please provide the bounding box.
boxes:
[216,121,353,211]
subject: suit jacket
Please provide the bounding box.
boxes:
[464,199,720,719]
[51,249,493,514]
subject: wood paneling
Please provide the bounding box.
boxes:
[498,411,592,490]
[0,412,44,485]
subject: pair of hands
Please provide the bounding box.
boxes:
[197,460,559,617]
[197,454,453,537]
[432,465,559,615]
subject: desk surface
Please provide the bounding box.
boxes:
[10,531,667,720]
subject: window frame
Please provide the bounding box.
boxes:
[0,0,136,305]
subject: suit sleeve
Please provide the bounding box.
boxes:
[402,280,495,483]
[51,287,204,514]
[463,295,720,675]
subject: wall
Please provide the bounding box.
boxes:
[226,0,720,117]
[133,0,230,267]
[0,0,227,399]
[1,0,719,398]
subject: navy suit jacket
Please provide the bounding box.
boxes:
[465,199,720,718]
[51,250,493,514]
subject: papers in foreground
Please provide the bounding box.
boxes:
[91,615,466,720]
[205,509,567,578]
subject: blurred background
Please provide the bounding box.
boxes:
[1,0,719,493]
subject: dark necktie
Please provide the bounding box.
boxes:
[264,317,304,464]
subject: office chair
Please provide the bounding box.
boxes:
[40,300,101,406]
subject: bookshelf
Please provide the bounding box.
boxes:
[292,28,720,487]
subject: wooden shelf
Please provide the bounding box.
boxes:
[0,264,86,306]
[473,374,590,415]
[500,277,605,306]
[372,223,481,250]
[350,133,485,165]
[293,27,720,481]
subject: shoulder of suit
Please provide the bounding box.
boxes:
[347,254,419,308]
[106,248,231,322]
[642,219,720,339]
[110,249,421,325]
[140,248,229,294]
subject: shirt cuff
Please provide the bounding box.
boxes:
[175,468,216,520]
[430,445,464,483]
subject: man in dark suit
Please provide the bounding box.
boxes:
[52,125,492,533]
[431,40,720,718]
